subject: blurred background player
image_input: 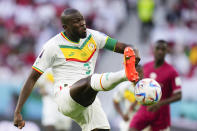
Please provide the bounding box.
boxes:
[113,65,150,131]
[129,40,182,131]
[113,81,138,131]
[35,69,72,131]
[137,0,155,43]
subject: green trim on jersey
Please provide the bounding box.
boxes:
[104,37,117,51]
[59,35,92,49]
[32,66,44,74]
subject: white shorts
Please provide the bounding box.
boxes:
[42,96,72,130]
[54,84,110,131]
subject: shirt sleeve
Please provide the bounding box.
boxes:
[89,29,117,50]
[171,70,182,94]
[32,44,55,74]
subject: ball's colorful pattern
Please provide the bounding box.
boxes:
[134,78,162,105]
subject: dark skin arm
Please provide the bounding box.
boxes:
[113,100,129,121]
[114,42,141,66]
[148,92,182,112]
[129,100,138,112]
[14,69,41,129]
[113,64,143,121]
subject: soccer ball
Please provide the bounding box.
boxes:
[134,78,162,105]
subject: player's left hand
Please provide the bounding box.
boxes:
[147,103,161,112]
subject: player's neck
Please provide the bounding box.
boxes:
[154,60,164,68]
[64,31,80,43]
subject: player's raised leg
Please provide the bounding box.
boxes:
[70,47,139,107]
[124,47,139,82]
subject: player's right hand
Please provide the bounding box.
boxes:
[14,112,25,129]
[122,114,129,121]
[133,48,140,66]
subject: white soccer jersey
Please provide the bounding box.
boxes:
[113,81,136,109]
[32,29,117,90]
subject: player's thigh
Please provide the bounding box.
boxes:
[54,86,86,118]
[55,88,110,130]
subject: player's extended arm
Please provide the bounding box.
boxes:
[159,91,182,106]
[114,42,140,65]
[14,69,41,129]
[113,100,129,121]
[129,100,138,113]
[148,92,182,112]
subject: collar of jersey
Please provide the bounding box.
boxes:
[59,34,92,49]
[61,32,80,44]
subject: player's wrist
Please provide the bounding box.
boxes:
[157,102,163,107]
[15,108,21,114]
[120,113,124,118]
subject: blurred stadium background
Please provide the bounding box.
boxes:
[0,0,197,131]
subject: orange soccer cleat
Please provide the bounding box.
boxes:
[124,47,139,82]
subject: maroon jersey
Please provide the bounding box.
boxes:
[144,61,181,100]
[130,61,181,131]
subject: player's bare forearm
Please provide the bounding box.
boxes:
[136,65,143,80]
[113,100,124,117]
[113,100,129,121]
[159,92,182,106]
[114,42,140,65]
[148,92,181,112]
[114,42,134,54]
[129,100,138,113]
[15,69,41,113]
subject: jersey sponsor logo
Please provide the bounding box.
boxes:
[59,35,96,62]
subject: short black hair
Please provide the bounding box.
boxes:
[62,8,79,16]
[61,8,80,25]
[156,40,168,45]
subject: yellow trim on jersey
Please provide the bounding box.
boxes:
[46,73,54,83]
[59,35,97,62]
[124,89,136,103]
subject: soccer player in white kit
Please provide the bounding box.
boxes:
[14,8,140,131]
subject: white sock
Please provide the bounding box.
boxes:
[90,70,127,91]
